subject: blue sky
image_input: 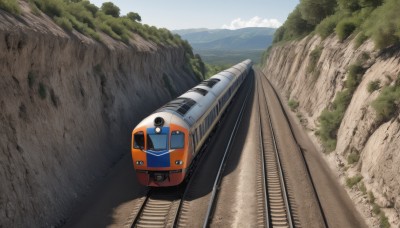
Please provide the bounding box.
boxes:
[90,0,299,30]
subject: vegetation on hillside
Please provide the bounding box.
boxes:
[317,60,367,151]
[0,0,205,80]
[273,0,400,49]
[0,0,20,14]
[371,76,400,122]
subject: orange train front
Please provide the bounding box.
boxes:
[131,59,253,187]
[131,113,193,186]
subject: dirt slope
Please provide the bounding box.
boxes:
[0,5,197,228]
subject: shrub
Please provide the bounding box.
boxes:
[100,2,120,18]
[67,2,96,29]
[299,0,337,26]
[307,46,323,73]
[347,152,360,164]
[346,63,365,92]
[34,0,65,18]
[317,65,362,152]
[336,19,357,41]
[372,203,381,215]
[368,191,375,203]
[54,16,73,31]
[127,12,141,22]
[0,0,21,14]
[81,1,98,16]
[359,182,367,194]
[316,13,341,39]
[372,84,400,121]
[354,33,369,49]
[346,175,363,188]
[288,99,300,111]
[38,82,47,99]
[380,213,390,228]
[363,0,400,49]
[318,90,352,151]
[368,80,381,93]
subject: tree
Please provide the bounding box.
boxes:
[299,0,337,25]
[127,12,141,22]
[338,0,361,12]
[284,6,313,39]
[101,2,120,18]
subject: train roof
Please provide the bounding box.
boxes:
[153,59,252,127]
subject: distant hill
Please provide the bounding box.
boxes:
[173,27,276,65]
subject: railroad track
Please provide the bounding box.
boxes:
[131,187,182,228]
[257,73,298,228]
[130,75,253,228]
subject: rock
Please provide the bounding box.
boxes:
[262,34,400,227]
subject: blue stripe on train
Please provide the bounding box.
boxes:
[146,127,170,168]
[147,152,170,167]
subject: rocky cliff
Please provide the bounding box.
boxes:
[0,6,198,228]
[262,35,400,227]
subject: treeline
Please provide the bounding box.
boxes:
[274,0,400,49]
[0,0,205,79]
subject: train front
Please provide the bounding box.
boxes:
[131,113,191,187]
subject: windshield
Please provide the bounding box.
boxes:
[133,132,145,149]
[147,134,168,150]
[170,131,184,149]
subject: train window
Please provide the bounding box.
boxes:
[147,134,168,151]
[134,132,144,149]
[171,131,184,149]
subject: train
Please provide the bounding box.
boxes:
[131,59,253,186]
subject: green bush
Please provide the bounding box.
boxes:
[308,46,323,73]
[346,175,363,188]
[354,32,369,49]
[288,99,299,111]
[379,213,390,228]
[67,1,96,29]
[299,0,337,26]
[372,203,381,215]
[346,63,366,91]
[336,19,357,41]
[318,90,351,151]
[100,2,119,18]
[273,6,314,43]
[34,0,65,18]
[347,152,360,164]
[317,61,366,150]
[316,13,341,39]
[127,12,141,22]
[372,84,400,121]
[54,16,73,31]
[0,0,20,14]
[368,80,381,93]
[359,182,367,194]
[363,0,400,49]
[272,0,397,50]
[368,191,375,203]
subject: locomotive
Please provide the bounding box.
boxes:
[131,59,253,186]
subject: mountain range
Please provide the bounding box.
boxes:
[173,27,276,65]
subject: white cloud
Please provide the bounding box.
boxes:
[222,16,282,30]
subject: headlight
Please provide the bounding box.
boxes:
[175,160,183,165]
[136,161,144,165]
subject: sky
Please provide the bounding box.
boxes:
[90,0,299,30]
